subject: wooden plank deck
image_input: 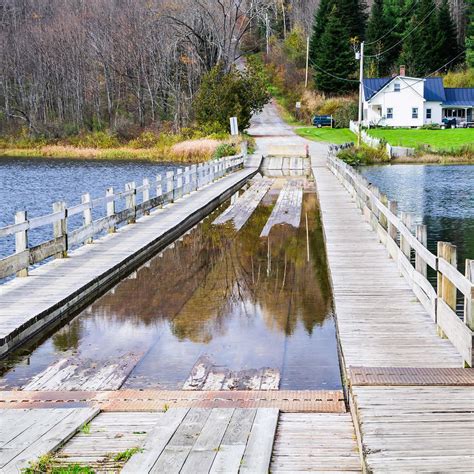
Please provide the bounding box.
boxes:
[54,411,163,472]
[0,165,259,357]
[260,179,303,237]
[271,413,361,473]
[0,407,99,473]
[122,407,279,473]
[213,177,273,231]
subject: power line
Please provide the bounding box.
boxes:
[365,8,436,58]
[311,62,359,83]
[365,0,419,47]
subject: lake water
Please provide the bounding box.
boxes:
[0,157,181,257]
[360,164,474,273]
[0,178,342,391]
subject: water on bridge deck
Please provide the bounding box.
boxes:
[0,176,342,392]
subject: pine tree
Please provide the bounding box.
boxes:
[435,0,463,71]
[365,0,393,75]
[314,5,357,94]
[309,0,334,69]
[335,0,368,41]
[466,0,474,68]
[401,0,439,75]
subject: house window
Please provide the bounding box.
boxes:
[412,107,418,119]
[387,108,393,119]
[394,83,400,92]
[426,108,432,119]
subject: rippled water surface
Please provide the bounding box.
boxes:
[0,179,341,391]
[0,157,180,257]
[360,164,474,272]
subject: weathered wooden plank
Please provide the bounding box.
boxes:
[0,251,29,279]
[29,237,66,265]
[122,408,189,474]
[180,409,234,474]
[240,408,279,473]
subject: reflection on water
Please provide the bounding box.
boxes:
[0,180,341,391]
[360,164,474,273]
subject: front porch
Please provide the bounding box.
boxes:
[442,106,473,126]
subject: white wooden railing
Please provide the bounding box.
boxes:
[0,154,245,281]
[327,150,474,366]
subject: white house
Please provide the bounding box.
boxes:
[362,68,474,127]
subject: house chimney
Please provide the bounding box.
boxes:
[400,65,406,77]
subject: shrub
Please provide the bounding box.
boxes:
[194,61,270,132]
[338,145,389,165]
[67,131,120,148]
[443,69,474,87]
[213,143,237,159]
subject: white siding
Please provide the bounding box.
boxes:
[424,102,443,124]
[364,76,427,127]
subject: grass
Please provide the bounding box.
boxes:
[22,454,94,474]
[295,127,356,144]
[366,128,474,151]
[112,447,143,462]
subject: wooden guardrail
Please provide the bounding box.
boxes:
[1,154,245,282]
[327,150,474,367]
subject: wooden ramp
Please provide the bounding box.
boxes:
[121,407,279,473]
[213,178,273,231]
[0,407,98,473]
[271,413,361,473]
[260,180,303,237]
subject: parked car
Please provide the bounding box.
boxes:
[312,115,334,128]
[442,117,457,128]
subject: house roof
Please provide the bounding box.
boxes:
[424,78,446,102]
[443,88,474,107]
[363,76,474,106]
[363,77,392,100]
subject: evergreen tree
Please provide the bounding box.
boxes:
[314,5,357,94]
[466,0,474,68]
[335,0,368,41]
[309,0,334,69]
[365,0,393,75]
[435,0,463,71]
[401,0,439,75]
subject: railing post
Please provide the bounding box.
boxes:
[15,210,28,277]
[465,260,474,330]
[176,168,183,200]
[81,193,93,244]
[143,178,150,215]
[166,171,174,203]
[437,242,457,311]
[184,166,190,194]
[388,201,398,241]
[191,164,197,191]
[125,182,136,224]
[415,224,428,278]
[106,187,116,233]
[156,175,163,202]
[53,201,67,258]
[400,211,413,258]
[241,140,248,158]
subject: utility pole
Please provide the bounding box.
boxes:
[357,41,364,147]
[305,36,310,88]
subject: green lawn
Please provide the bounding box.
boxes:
[367,128,474,150]
[295,127,356,144]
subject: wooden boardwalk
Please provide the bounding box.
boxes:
[311,157,474,472]
[271,413,361,473]
[0,164,259,357]
[0,408,98,473]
